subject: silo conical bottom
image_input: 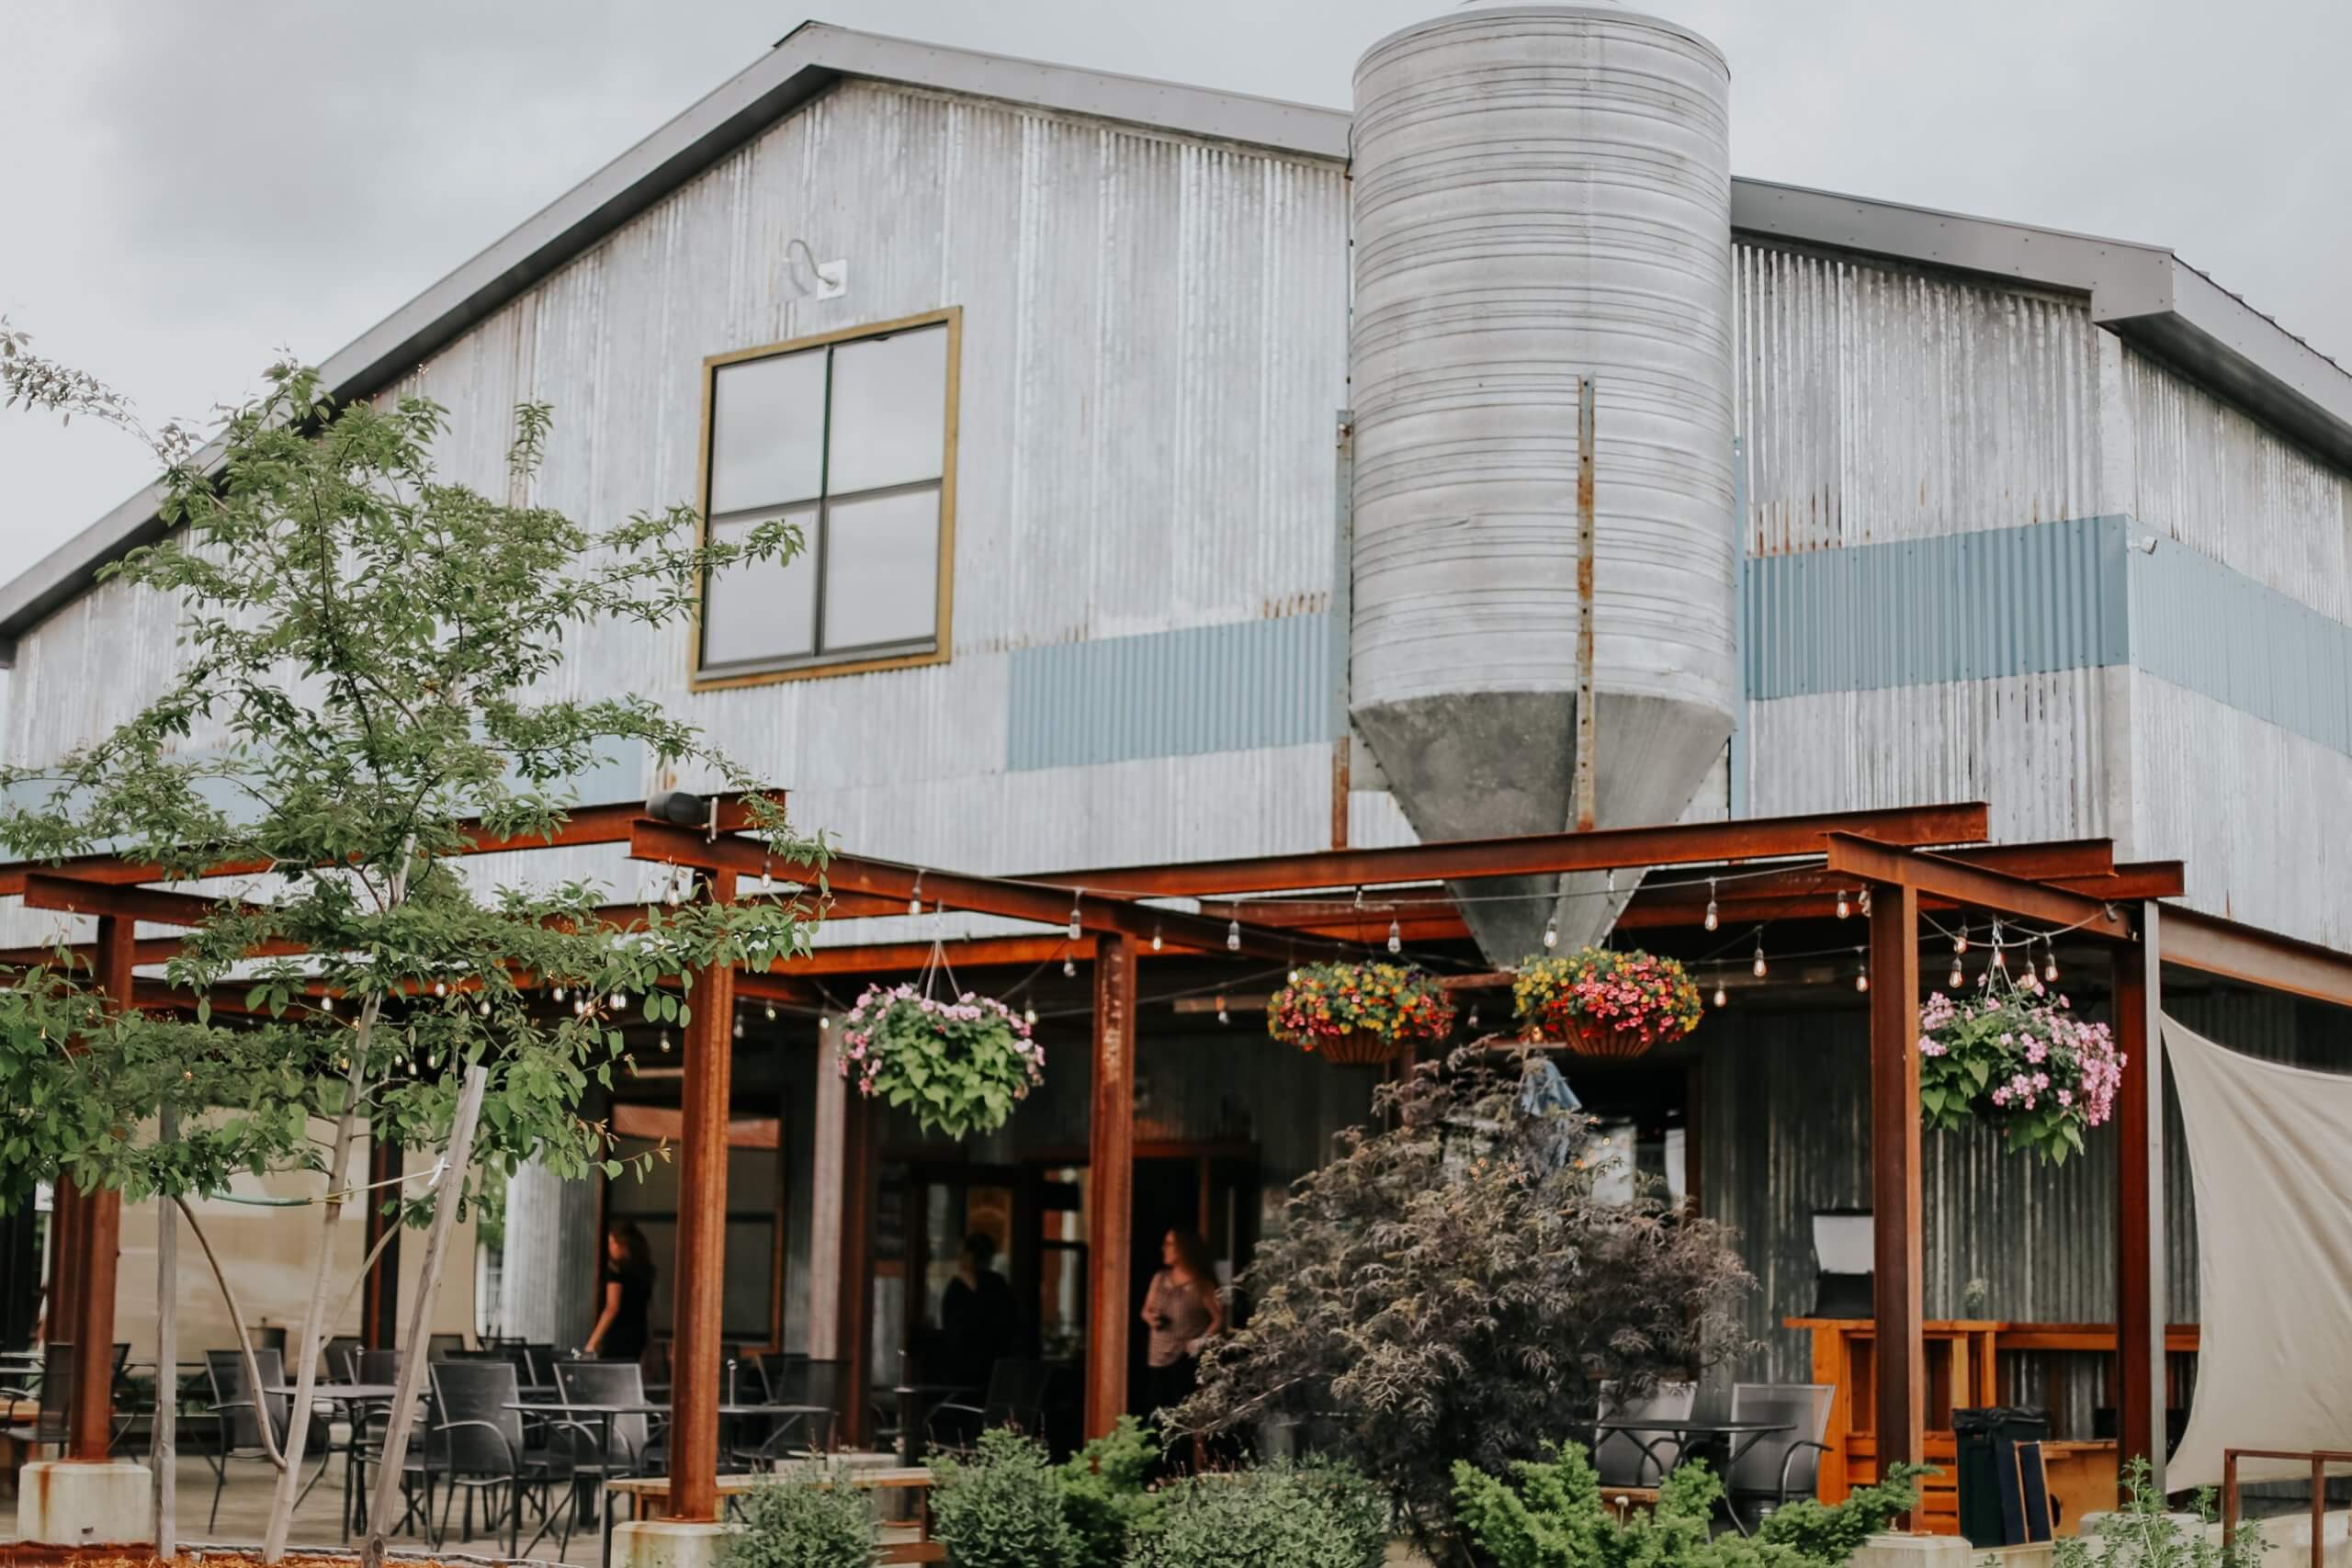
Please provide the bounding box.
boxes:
[1351,690,1733,969]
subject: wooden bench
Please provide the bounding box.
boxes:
[603,1465,939,1568]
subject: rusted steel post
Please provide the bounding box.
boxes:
[1085,932,1138,1438]
[1572,376,1599,833]
[1867,883,1924,1522]
[2114,904,2166,1495]
[67,912,134,1463]
[835,1089,873,1448]
[360,1134,403,1351]
[1330,409,1354,852]
[2221,1451,2239,1552]
[2314,1458,2327,1568]
[666,867,737,1522]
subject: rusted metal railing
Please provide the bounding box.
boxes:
[2221,1448,2352,1568]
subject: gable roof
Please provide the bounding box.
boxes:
[5,20,2346,660]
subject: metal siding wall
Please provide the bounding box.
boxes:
[1006,614,1331,770]
[2119,348,2352,621]
[1734,242,2104,555]
[2132,538,2352,756]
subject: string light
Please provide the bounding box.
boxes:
[573,998,588,1018]
[1386,919,1402,954]
[433,980,447,998]
[1948,955,1965,990]
[1544,916,1559,950]
[319,994,334,1014]
[1216,995,1230,1026]
[1990,920,2007,974]
[1853,948,1870,993]
[664,869,684,908]
[611,992,628,1010]
[1859,886,1873,918]
[477,999,491,1018]
[2042,939,2060,984]
[1703,880,1719,932]
[760,856,775,895]
[1227,919,1241,953]
[1836,889,1852,920]
[1023,1004,1038,1026]
[1150,923,1163,953]
[552,986,566,1002]
[818,1015,830,1031]
[1063,956,1078,978]
[733,1016,745,1040]
[1953,930,1970,955]
[1068,893,1084,942]
[1751,935,1768,978]
[1287,967,1301,986]
[1712,976,1728,1009]
[909,872,924,919]
[765,1002,778,1022]
[659,1032,673,1054]
[1468,1003,1482,1030]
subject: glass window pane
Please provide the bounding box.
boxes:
[821,488,940,652]
[709,350,825,515]
[826,326,947,494]
[702,508,817,669]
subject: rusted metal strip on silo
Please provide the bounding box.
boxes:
[1575,376,1599,833]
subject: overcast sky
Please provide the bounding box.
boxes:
[4,0,2347,592]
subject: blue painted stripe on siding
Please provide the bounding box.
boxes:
[2131,536,2352,756]
[1743,516,2132,700]
[1006,614,1333,771]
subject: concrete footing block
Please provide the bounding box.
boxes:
[1849,1532,1982,1568]
[611,1517,741,1568]
[15,1459,154,1546]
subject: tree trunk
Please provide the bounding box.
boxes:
[361,1066,487,1568]
[175,1197,283,1472]
[153,1109,179,1557]
[262,1046,371,1562]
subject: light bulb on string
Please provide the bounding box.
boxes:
[552,986,566,1002]
[1150,923,1163,953]
[1948,958,1965,990]
[612,992,628,1011]
[733,1016,745,1040]
[1953,930,1969,955]
[765,1003,777,1022]
[659,1031,673,1054]
[760,857,775,895]
[1216,996,1230,1026]
[1023,1004,1038,1026]
[1713,976,1728,1009]
[433,980,447,998]
[1227,919,1241,953]
[1063,956,1078,978]
[477,999,491,1018]
[1287,967,1301,986]
[1068,894,1084,942]
[1386,919,1402,954]
[1836,889,1852,920]
[1703,881,1719,932]
[1854,948,1870,993]
[1468,1003,1482,1030]
[1544,916,1559,950]
[664,870,684,908]
[909,872,924,919]
[1990,920,2007,974]
[1751,936,1768,979]
[2042,940,2060,984]
[320,993,334,1014]
[818,1014,830,1031]
[1859,886,1873,918]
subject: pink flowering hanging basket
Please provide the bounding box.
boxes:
[1512,948,1704,1062]
[1916,975,2122,1165]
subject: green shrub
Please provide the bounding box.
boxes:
[2053,1460,2265,1568]
[1126,1460,1387,1568]
[1058,1416,1164,1568]
[720,1467,877,1568]
[933,1428,1079,1568]
[1451,1440,1926,1568]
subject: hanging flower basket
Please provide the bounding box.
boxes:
[1918,975,2121,1164]
[1513,947,1703,1061]
[1268,962,1455,1066]
[840,983,1044,1139]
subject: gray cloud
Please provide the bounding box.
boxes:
[4,0,2346,584]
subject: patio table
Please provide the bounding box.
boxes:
[505,1399,832,1558]
[1592,1416,1794,1533]
[270,1380,401,1541]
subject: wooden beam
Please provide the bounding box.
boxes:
[1825,836,2131,939]
[2159,904,2352,1010]
[1029,803,1990,897]
[630,822,1339,965]
[1085,931,1138,1439]
[21,872,267,928]
[665,869,737,1522]
[68,913,133,1462]
[771,935,1101,977]
[836,1074,875,1448]
[2114,905,2166,1494]
[1867,883,1925,1523]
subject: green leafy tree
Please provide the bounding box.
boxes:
[1452,1441,1927,1568]
[0,322,823,1563]
[1171,1050,1757,1550]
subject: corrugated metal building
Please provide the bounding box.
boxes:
[5,22,2349,1426]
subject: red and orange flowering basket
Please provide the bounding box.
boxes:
[1513,946,1703,1060]
[1267,961,1456,1066]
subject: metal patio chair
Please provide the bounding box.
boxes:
[927,1358,1054,1450]
[426,1359,577,1556]
[553,1358,662,1521]
[202,1347,334,1533]
[1594,1379,1698,1492]
[1727,1382,1836,1523]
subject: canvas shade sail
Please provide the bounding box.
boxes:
[2165,1014,2352,1489]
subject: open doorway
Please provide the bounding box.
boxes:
[1126,1152,1259,1418]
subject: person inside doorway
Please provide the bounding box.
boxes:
[938,1231,1017,1394]
[1140,1228,1224,1419]
[586,1219,655,1361]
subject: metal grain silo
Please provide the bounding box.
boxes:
[1349,1,1737,964]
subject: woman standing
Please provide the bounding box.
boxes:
[585,1219,656,1361]
[1139,1229,1224,1417]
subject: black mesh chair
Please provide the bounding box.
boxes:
[0,1343,76,1457]
[355,1348,401,1385]
[735,1357,843,1464]
[553,1357,661,1522]
[928,1359,1054,1450]
[203,1347,334,1532]
[427,1333,466,1360]
[522,1343,559,1390]
[323,1336,363,1382]
[426,1359,575,1555]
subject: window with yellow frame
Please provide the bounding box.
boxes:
[694,308,958,685]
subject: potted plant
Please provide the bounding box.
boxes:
[1268,962,1455,1066]
[840,983,1045,1138]
[1513,947,1703,1060]
[1917,974,2122,1164]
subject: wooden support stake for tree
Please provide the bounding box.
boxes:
[361,1066,487,1568]
[153,1107,178,1557]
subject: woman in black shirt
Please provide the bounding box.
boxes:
[586,1220,655,1360]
